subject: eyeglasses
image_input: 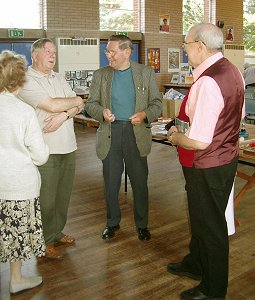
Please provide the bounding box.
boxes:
[104,49,118,56]
[182,40,206,49]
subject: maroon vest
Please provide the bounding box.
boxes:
[178,57,244,168]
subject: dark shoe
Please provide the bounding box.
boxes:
[102,225,120,240]
[180,286,226,300]
[167,262,201,281]
[137,227,151,241]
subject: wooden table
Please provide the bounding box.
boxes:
[235,124,255,224]
[74,114,99,128]
[151,122,255,226]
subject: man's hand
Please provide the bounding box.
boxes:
[77,103,85,114]
[167,125,178,145]
[43,113,67,133]
[129,111,146,125]
[103,109,115,122]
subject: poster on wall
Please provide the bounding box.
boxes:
[226,25,234,42]
[147,48,160,73]
[168,48,180,72]
[159,13,170,33]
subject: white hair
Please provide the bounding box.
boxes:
[188,23,223,52]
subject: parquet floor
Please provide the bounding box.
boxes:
[0,124,254,300]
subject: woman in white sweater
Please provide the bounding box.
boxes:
[0,51,49,294]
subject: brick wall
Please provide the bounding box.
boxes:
[45,0,243,91]
[5,0,241,92]
[45,0,100,39]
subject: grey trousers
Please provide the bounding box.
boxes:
[38,152,75,245]
[102,121,149,228]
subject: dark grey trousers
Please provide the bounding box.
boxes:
[102,121,148,228]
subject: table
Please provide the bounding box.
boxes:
[151,121,255,226]
[235,124,255,224]
[74,114,99,128]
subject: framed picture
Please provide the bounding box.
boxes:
[81,70,86,79]
[226,25,234,42]
[185,76,194,84]
[171,74,179,84]
[159,13,170,33]
[147,48,160,73]
[180,63,189,73]
[70,71,76,79]
[168,48,180,72]
[65,71,71,80]
[66,80,74,89]
[179,73,186,84]
[76,70,82,79]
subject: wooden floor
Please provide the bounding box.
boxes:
[1,124,255,300]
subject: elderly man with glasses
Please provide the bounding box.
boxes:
[166,23,245,300]
[85,35,162,241]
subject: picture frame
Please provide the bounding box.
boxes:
[168,48,180,72]
[66,80,74,89]
[147,48,160,73]
[226,25,234,42]
[159,13,170,33]
[70,71,76,80]
[180,63,189,73]
[171,74,179,84]
[179,73,186,84]
[185,75,194,84]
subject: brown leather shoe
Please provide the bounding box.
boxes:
[45,244,63,259]
[56,234,75,245]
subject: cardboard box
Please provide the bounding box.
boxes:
[162,98,183,118]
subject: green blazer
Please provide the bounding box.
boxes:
[85,61,162,160]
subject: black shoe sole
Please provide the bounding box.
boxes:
[167,266,201,281]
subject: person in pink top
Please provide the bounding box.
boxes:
[166,23,245,300]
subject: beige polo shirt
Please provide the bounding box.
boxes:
[19,67,77,154]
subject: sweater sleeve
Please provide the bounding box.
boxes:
[24,111,49,166]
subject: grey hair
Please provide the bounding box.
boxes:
[108,35,133,51]
[31,38,55,54]
[189,23,223,52]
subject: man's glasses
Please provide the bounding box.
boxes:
[104,49,118,57]
[182,40,206,50]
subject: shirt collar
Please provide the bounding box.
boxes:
[27,66,56,78]
[193,52,223,81]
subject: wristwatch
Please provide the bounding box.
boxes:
[64,111,70,120]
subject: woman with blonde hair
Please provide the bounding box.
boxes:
[0,51,49,294]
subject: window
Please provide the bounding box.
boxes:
[183,0,205,34]
[0,0,42,29]
[244,0,255,60]
[99,0,140,32]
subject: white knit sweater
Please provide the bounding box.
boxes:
[0,92,49,200]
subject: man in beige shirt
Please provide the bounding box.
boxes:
[19,38,84,259]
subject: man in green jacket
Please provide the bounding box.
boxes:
[85,35,162,241]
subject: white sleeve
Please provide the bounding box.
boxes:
[24,111,49,166]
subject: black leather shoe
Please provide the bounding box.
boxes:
[137,227,151,241]
[167,262,201,281]
[180,286,226,300]
[102,225,120,240]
